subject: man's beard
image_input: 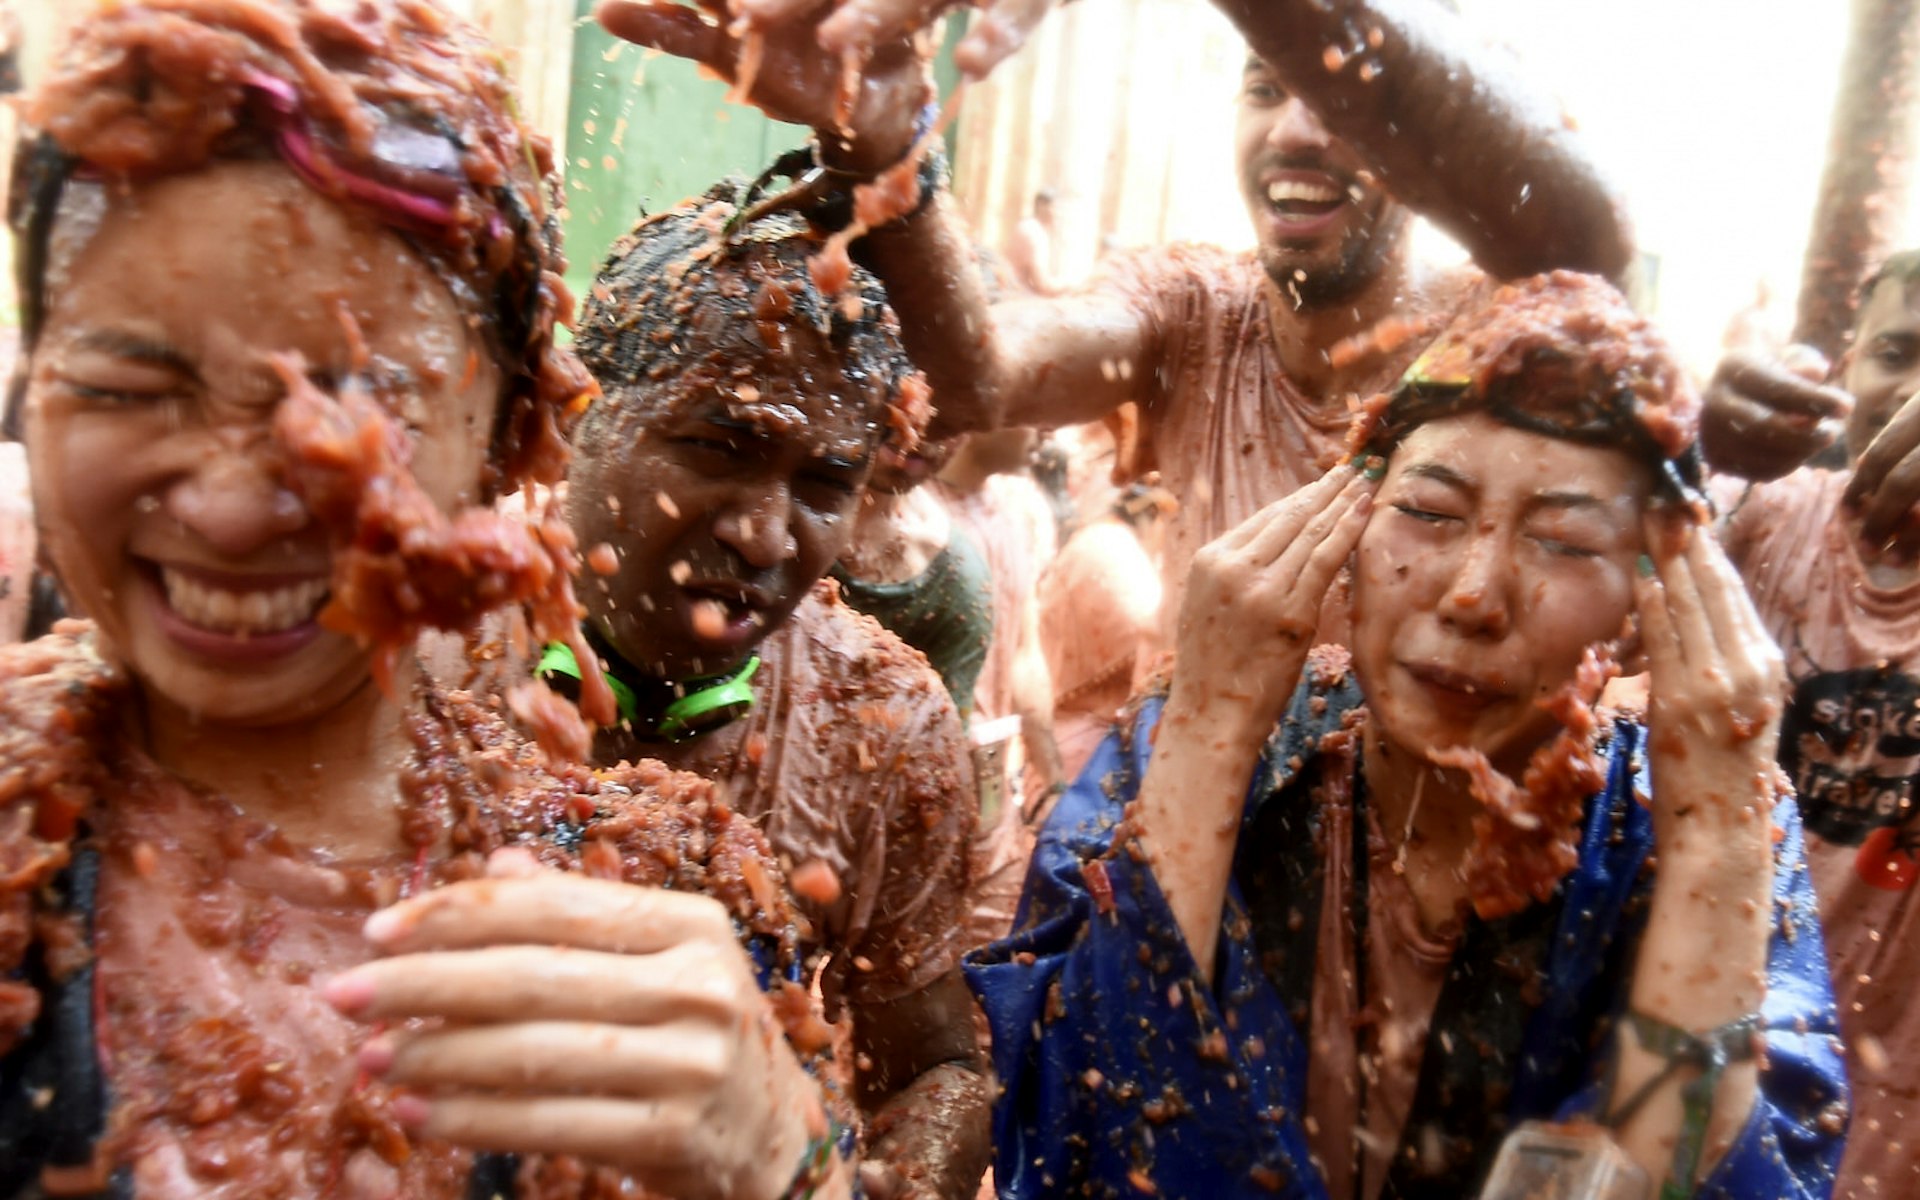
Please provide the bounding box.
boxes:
[1261,202,1411,310]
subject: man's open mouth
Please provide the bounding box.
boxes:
[1266,177,1347,221]
[682,582,773,642]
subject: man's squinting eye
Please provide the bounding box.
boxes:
[1242,78,1286,105]
[672,433,742,458]
[1870,338,1919,370]
[801,469,862,497]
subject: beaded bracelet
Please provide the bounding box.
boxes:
[782,1112,858,1200]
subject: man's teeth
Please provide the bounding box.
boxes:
[161,568,328,635]
[1268,179,1342,205]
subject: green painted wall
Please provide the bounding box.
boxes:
[560,0,964,300]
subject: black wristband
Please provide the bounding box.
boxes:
[724,123,948,245]
[801,145,948,236]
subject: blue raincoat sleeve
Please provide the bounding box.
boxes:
[964,698,1848,1200]
[963,699,1330,1200]
[1549,795,1848,1200]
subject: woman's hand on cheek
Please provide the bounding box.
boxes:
[1168,464,1376,739]
[1634,513,1788,863]
[1615,517,1779,1179]
[322,849,826,1200]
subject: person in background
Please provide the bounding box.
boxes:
[0,1,28,645]
[1037,478,1175,793]
[1707,249,1920,1200]
[1002,189,1063,297]
[0,443,30,642]
[932,428,1062,942]
[1028,435,1077,544]
[834,434,994,720]
[1048,417,1127,533]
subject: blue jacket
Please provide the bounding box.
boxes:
[964,676,1847,1200]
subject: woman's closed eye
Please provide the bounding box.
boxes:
[1391,502,1459,525]
[55,332,197,405]
[1530,534,1602,559]
[1523,517,1615,559]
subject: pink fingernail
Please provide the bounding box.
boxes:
[321,972,376,1015]
[358,1036,396,1075]
[392,1093,432,1127]
[485,846,545,879]
[363,908,403,945]
[1355,492,1374,517]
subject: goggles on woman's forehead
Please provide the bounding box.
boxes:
[246,72,466,234]
[245,72,545,373]
[1367,346,1705,503]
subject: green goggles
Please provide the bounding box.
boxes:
[538,642,760,743]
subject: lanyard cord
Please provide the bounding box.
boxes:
[1606,1011,1760,1199]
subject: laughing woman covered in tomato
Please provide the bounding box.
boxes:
[0,3,855,1197]
[966,273,1849,1200]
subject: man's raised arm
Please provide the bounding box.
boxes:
[595,1,1162,437]
[1216,0,1632,281]
[854,192,1154,436]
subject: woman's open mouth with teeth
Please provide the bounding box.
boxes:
[158,565,330,635]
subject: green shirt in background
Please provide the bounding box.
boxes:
[833,527,994,719]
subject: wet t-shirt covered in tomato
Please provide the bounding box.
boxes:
[92,756,472,1199]
[435,583,978,1015]
[652,582,978,1015]
[1724,467,1920,1199]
